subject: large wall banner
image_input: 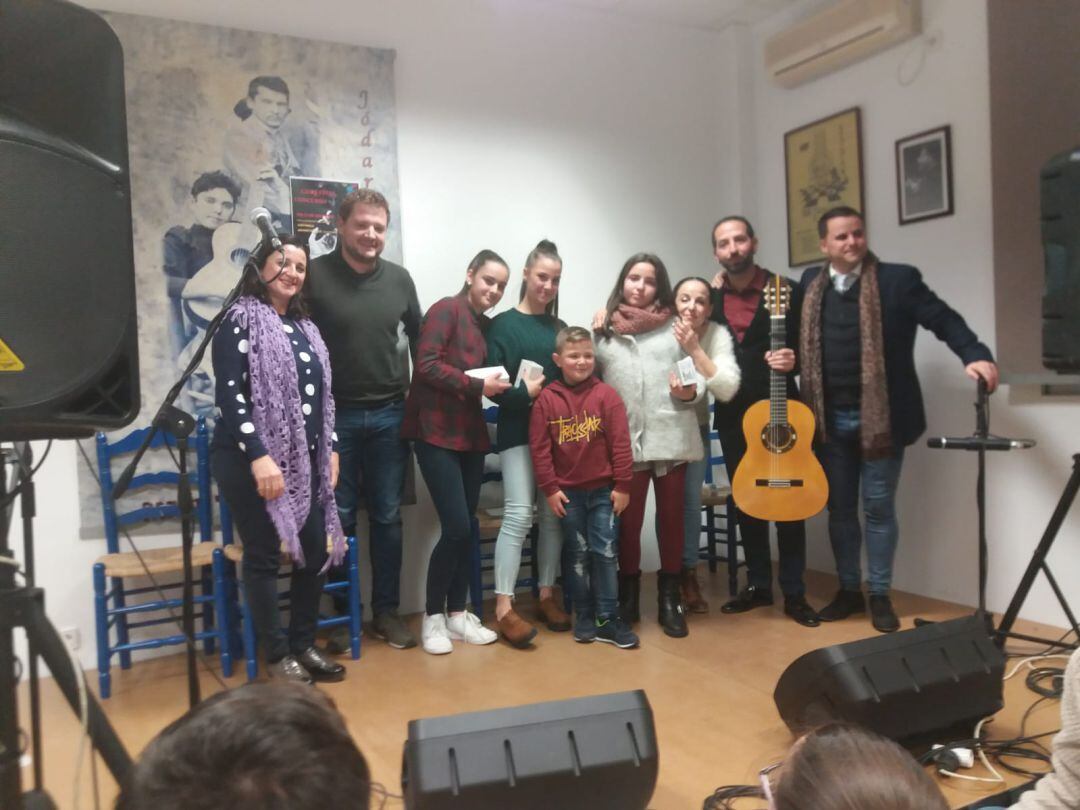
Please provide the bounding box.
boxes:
[79,12,401,535]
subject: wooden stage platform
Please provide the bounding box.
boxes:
[18,568,1068,808]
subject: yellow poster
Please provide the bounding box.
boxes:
[784,107,863,267]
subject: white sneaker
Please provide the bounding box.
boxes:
[446,611,498,645]
[421,613,453,655]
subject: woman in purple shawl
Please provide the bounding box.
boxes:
[211,235,346,684]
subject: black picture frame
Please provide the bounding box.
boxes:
[895,124,954,225]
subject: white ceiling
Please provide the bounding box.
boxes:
[534,0,805,30]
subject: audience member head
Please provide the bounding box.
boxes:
[115,683,371,810]
[519,239,562,316]
[765,723,948,810]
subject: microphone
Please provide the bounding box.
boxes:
[927,436,1036,451]
[250,207,282,249]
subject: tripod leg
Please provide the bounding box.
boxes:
[996,455,1080,643]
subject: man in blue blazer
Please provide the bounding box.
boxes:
[798,206,998,633]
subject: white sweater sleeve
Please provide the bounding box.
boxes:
[700,323,741,404]
[1013,648,1080,809]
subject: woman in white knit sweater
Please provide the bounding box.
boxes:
[593,254,740,638]
[670,277,741,612]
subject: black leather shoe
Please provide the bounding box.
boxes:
[869,595,900,633]
[783,596,820,627]
[817,589,866,622]
[297,647,346,682]
[267,655,312,685]
[720,585,775,614]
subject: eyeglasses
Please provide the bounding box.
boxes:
[759,761,782,809]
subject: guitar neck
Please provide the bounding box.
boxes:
[770,315,787,424]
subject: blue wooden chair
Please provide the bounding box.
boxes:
[93,417,231,699]
[469,405,538,617]
[219,499,362,681]
[699,430,742,596]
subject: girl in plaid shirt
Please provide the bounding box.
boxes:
[402,250,512,655]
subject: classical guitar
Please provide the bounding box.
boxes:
[731,276,828,522]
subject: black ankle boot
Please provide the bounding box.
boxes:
[618,572,641,624]
[657,572,688,638]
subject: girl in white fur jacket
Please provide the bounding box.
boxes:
[593,254,739,638]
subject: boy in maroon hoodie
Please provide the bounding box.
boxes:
[529,327,638,648]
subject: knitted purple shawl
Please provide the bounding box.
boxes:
[229,296,345,570]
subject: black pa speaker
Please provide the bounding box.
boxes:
[1041,146,1080,373]
[402,690,658,810]
[0,0,139,440]
[774,615,1005,741]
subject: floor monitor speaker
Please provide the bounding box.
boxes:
[402,689,657,810]
[774,614,1005,741]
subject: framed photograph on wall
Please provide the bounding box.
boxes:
[783,107,864,267]
[895,125,953,225]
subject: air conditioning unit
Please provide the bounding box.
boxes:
[765,0,921,88]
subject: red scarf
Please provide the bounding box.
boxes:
[608,303,673,335]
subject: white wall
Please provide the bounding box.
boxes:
[745,0,1080,624]
[17,0,732,670]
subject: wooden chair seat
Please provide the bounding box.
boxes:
[700,482,733,507]
[222,539,338,565]
[475,508,504,535]
[97,542,222,578]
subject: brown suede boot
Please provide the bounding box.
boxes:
[537,594,572,632]
[680,566,709,614]
[497,608,538,648]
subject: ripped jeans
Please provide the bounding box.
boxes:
[559,486,619,622]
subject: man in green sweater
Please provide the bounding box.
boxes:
[307,189,422,650]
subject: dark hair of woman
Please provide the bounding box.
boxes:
[599,251,674,335]
[770,723,948,810]
[458,248,509,297]
[239,234,311,320]
[518,238,562,317]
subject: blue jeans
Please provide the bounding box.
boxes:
[818,407,905,595]
[560,487,619,621]
[415,441,484,616]
[493,444,562,594]
[334,400,410,616]
[681,424,710,568]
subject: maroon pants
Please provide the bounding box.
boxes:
[618,465,686,575]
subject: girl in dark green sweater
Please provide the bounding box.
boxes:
[485,240,567,647]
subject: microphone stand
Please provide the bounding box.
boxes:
[110,240,266,708]
[995,454,1080,650]
[2,444,133,809]
[926,380,1031,627]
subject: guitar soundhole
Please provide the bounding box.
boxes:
[760,423,796,453]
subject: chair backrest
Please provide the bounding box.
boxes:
[702,430,726,486]
[95,416,213,554]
